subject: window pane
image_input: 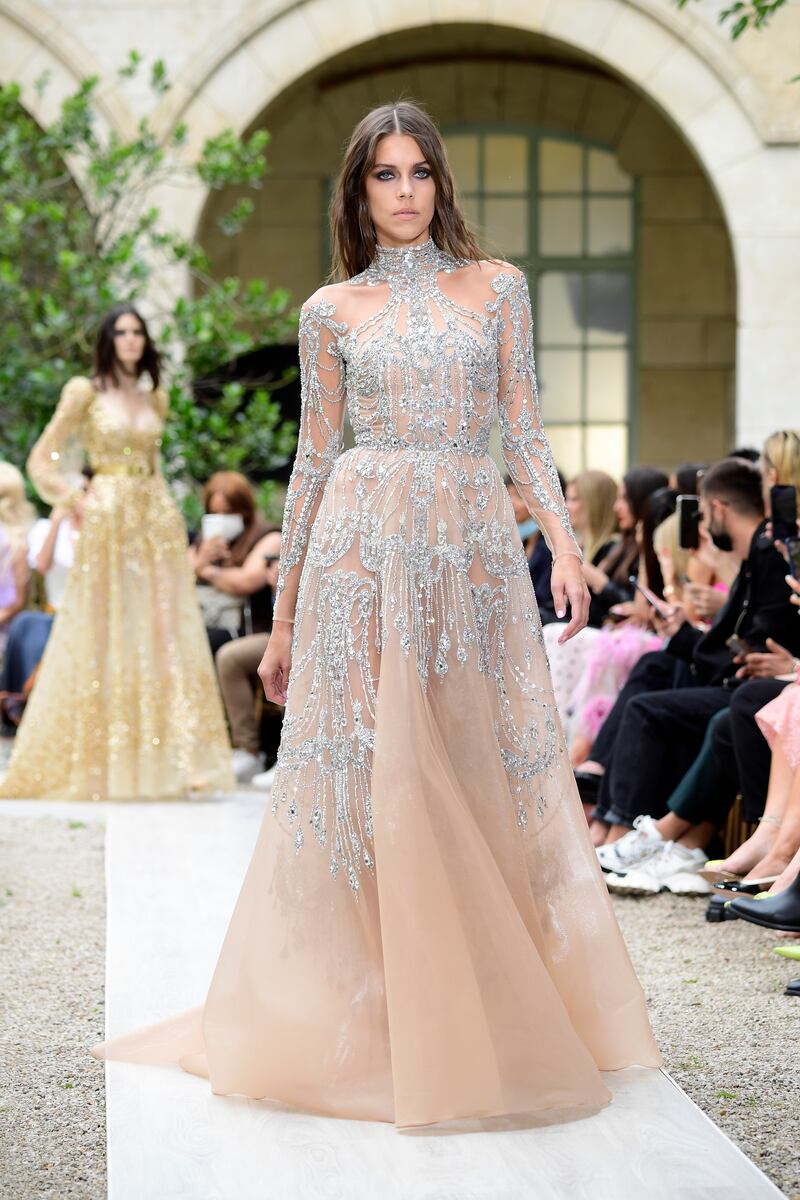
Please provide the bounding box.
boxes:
[538,273,583,346]
[586,349,628,420]
[536,350,582,421]
[539,198,582,256]
[588,148,632,193]
[485,135,528,193]
[544,425,583,481]
[586,425,628,480]
[445,135,479,193]
[587,197,633,255]
[539,139,582,194]
[586,274,631,346]
[484,197,528,256]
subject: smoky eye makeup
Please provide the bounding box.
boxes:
[372,163,433,179]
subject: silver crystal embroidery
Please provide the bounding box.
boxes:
[271,239,579,893]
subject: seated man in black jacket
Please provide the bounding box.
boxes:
[577,457,800,850]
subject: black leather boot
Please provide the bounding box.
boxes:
[729,872,800,932]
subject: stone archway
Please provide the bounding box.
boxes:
[156,0,799,442]
[0,0,133,137]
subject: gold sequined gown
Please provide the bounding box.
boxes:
[93,242,661,1127]
[0,377,233,800]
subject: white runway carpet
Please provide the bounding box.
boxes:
[3,794,784,1200]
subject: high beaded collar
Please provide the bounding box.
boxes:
[366,238,458,280]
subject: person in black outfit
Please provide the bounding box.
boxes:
[578,457,800,839]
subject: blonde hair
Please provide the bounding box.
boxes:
[571,470,618,565]
[762,430,800,489]
[0,463,35,548]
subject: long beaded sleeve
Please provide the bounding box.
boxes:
[273,296,346,621]
[494,269,581,560]
[27,376,93,508]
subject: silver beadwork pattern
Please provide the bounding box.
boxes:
[271,239,581,893]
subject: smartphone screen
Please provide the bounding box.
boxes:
[677,494,700,552]
[771,485,798,544]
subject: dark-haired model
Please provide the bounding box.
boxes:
[0,306,233,800]
[94,106,660,1128]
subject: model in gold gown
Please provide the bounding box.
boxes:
[93,107,661,1131]
[0,373,233,800]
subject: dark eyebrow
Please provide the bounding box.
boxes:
[372,161,431,169]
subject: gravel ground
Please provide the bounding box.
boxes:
[0,815,106,1200]
[613,891,800,1200]
[1,811,797,1199]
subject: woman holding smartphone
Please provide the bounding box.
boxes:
[0,305,233,801]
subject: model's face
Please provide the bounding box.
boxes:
[113,314,146,373]
[614,483,634,530]
[565,483,585,531]
[364,134,436,249]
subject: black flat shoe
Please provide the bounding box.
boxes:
[729,875,800,932]
[574,770,601,804]
[785,978,800,998]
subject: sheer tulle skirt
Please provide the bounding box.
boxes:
[92,450,661,1127]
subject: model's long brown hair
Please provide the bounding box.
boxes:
[329,101,487,280]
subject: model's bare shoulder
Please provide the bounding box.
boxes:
[476,259,523,283]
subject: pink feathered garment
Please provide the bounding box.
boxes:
[756,681,800,771]
[570,624,663,743]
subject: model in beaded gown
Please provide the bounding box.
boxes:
[0,358,233,801]
[93,234,662,1129]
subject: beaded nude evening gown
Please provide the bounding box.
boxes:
[0,377,233,800]
[93,241,661,1127]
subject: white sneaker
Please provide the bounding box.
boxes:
[231,748,266,783]
[607,843,713,895]
[596,814,665,875]
[251,763,278,791]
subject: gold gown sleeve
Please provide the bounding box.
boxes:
[274,295,346,621]
[494,269,582,560]
[27,376,94,508]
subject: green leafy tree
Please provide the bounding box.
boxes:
[675,0,786,38]
[0,54,298,524]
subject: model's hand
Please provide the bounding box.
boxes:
[736,638,796,679]
[552,557,590,644]
[258,623,293,705]
[787,575,800,608]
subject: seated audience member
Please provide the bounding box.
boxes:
[599,439,800,887]
[563,483,679,761]
[0,464,35,657]
[535,469,618,625]
[0,479,88,727]
[188,471,277,653]
[578,454,800,858]
[215,530,281,784]
[543,466,667,719]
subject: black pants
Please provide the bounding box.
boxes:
[591,650,733,828]
[710,678,789,822]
